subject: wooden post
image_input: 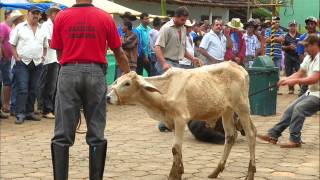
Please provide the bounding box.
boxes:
[209,8,213,24]
[161,0,167,16]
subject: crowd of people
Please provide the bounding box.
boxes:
[0,1,319,179]
[0,6,61,123]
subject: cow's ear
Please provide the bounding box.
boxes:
[144,84,162,94]
[138,78,162,94]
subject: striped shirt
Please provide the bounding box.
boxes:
[243,33,260,56]
[265,28,284,58]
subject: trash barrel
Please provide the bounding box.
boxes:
[247,56,279,116]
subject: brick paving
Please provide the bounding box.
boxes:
[0,88,319,180]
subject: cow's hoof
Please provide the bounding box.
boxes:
[208,164,224,178]
[244,172,254,180]
[168,173,182,180]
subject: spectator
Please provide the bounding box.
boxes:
[115,12,141,80]
[50,0,130,179]
[121,21,138,71]
[282,20,301,94]
[149,17,162,75]
[154,6,201,131]
[190,22,201,42]
[179,20,196,68]
[265,16,285,69]
[257,35,320,148]
[224,18,246,65]
[198,18,232,65]
[118,12,137,37]
[9,7,48,124]
[243,20,261,68]
[136,13,152,76]
[296,16,320,96]
[5,11,25,116]
[39,4,61,119]
[0,10,17,119]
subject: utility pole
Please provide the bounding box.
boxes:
[161,0,167,16]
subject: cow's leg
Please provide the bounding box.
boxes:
[208,110,236,178]
[169,119,185,180]
[237,105,256,180]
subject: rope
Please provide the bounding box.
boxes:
[249,84,278,97]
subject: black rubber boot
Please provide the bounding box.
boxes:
[89,142,107,180]
[51,143,69,180]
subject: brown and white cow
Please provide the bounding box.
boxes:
[107,61,257,180]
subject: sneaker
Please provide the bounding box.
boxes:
[43,112,55,119]
[0,111,9,119]
[25,113,41,121]
[15,116,24,124]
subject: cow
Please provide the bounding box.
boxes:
[107,61,257,180]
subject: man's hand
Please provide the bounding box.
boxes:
[162,62,171,72]
[288,44,296,51]
[234,57,241,64]
[192,57,203,67]
[14,56,21,62]
[278,78,299,86]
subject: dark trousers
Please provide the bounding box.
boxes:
[15,61,42,118]
[52,63,107,147]
[136,54,151,76]
[285,54,300,91]
[39,62,60,114]
[268,94,320,143]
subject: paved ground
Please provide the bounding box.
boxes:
[0,87,319,180]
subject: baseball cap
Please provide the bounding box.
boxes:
[288,20,297,26]
[272,16,280,21]
[305,16,317,24]
[28,6,41,13]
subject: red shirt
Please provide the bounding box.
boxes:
[51,4,121,65]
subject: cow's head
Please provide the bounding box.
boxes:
[107,71,161,105]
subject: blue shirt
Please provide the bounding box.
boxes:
[297,32,320,56]
[265,28,284,58]
[136,24,152,56]
[118,25,143,56]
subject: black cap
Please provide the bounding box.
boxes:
[288,20,297,26]
[120,12,137,21]
[28,6,41,13]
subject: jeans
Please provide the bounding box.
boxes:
[154,59,193,75]
[52,63,107,147]
[148,53,160,76]
[285,55,300,91]
[136,54,151,76]
[268,94,320,143]
[15,61,43,118]
[39,62,60,114]
[0,59,12,86]
[10,66,16,113]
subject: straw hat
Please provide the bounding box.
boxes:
[8,10,24,24]
[185,19,195,27]
[227,18,244,30]
[47,4,61,15]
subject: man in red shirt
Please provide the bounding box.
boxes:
[50,0,130,179]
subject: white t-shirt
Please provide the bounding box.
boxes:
[180,34,194,66]
[199,30,227,61]
[300,53,320,98]
[42,19,58,65]
[9,21,48,66]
